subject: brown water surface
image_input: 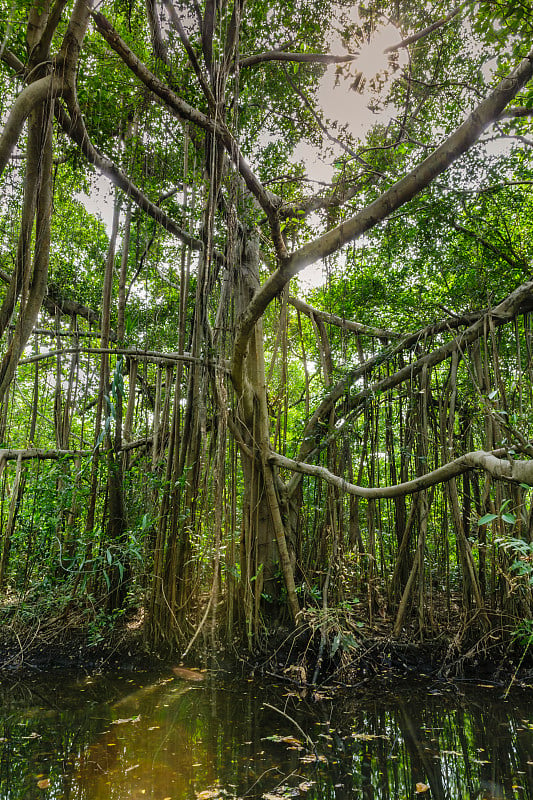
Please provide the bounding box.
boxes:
[1,669,533,799]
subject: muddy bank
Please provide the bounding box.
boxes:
[250,623,533,694]
[1,611,532,693]
[0,625,162,675]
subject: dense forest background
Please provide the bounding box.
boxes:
[1,0,533,667]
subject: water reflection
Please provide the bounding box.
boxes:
[0,670,532,799]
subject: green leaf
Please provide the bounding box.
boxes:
[478,513,498,526]
[501,513,517,525]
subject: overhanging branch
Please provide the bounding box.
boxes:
[271,448,532,499]
[91,11,281,219]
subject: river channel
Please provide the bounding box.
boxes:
[1,668,532,799]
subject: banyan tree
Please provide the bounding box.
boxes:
[1,0,533,659]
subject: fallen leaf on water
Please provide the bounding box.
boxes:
[300,753,327,764]
[416,783,429,793]
[280,735,302,745]
[298,781,315,792]
[264,734,302,745]
[196,790,220,799]
[172,667,205,681]
[37,779,50,789]
[112,716,140,725]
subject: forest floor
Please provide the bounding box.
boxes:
[0,599,532,693]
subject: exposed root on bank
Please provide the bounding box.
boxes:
[252,605,533,692]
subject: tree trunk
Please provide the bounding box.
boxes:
[233,230,299,638]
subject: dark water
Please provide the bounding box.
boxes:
[1,668,533,800]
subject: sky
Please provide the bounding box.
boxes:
[296,19,408,289]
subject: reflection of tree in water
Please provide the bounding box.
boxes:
[396,700,448,799]
[307,687,533,800]
[468,697,533,800]
[1,677,533,799]
[0,678,111,800]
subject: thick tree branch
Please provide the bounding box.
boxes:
[289,276,533,496]
[271,448,532,500]
[239,5,464,68]
[0,98,54,402]
[0,448,92,464]
[38,0,71,59]
[288,52,533,269]
[280,174,372,219]
[0,75,58,182]
[145,0,168,62]
[223,0,244,71]
[231,48,533,390]
[161,0,215,108]
[55,101,204,253]
[19,346,230,370]
[383,5,465,54]
[0,47,25,74]
[201,0,215,73]
[0,266,101,325]
[240,51,358,68]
